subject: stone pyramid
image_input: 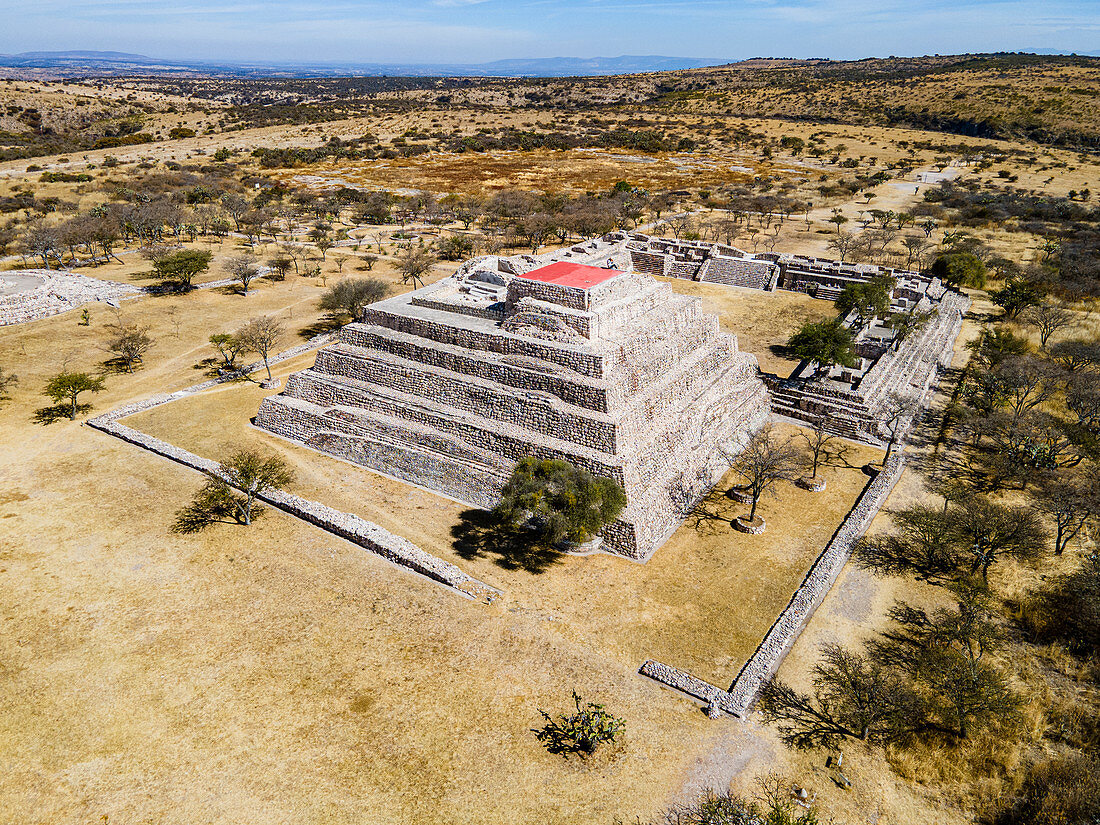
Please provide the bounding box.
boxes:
[256,259,769,560]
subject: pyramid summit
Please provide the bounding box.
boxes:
[255,247,770,560]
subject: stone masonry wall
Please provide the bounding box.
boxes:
[640,451,906,716]
[340,323,611,411]
[262,267,771,560]
[362,306,606,378]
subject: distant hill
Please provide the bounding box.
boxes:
[0,50,724,78]
[477,55,719,76]
[13,50,150,61]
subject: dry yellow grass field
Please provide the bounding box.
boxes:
[659,278,837,376]
[124,377,881,686]
[0,254,901,824]
[3,60,1099,822]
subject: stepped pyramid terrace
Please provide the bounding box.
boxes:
[256,257,770,561]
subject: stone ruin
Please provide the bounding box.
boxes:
[766,274,970,442]
[256,259,770,561]
[619,233,780,289]
[0,270,140,326]
[775,253,926,302]
[557,235,970,444]
[255,228,970,557]
[451,231,781,292]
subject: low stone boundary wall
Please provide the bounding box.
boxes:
[639,660,737,718]
[88,417,498,601]
[724,452,905,714]
[640,452,905,717]
[85,332,499,603]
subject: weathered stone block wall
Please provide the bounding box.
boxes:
[506,277,590,312]
[312,345,621,453]
[340,324,611,412]
[724,452,906,713]
[700,256,774,289]
[667,260,701,280]
[768,290,970,442]
[361,306,607,378]
[627,249,668,277]
[268,372,625,482]
[410,295,504,321]
[640,451,906,717]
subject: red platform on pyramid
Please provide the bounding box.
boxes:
[519,261,624,290]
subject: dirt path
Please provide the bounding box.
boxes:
[796,160,967,257]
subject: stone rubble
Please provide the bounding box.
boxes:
[0,267,275,327]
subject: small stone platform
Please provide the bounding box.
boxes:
[0,269,139,326]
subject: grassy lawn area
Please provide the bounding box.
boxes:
[126,358,882,687]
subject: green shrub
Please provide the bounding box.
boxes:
[494,457,626,547]
[534,691,624,758]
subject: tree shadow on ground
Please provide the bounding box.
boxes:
[100,356,140,375]
[768,343,790,361]
[451,508,564,574]
[297,317,344,340]
[679,489,736,536]
[33,403,91,425]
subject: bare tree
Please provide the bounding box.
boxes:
[953,498,1048,580]
[1039,475,1100,555]
[878,392,919,463]
[236,316,282,380]
[279,242,306,274]
[105,320,154,373]
[22,222,63,269]
[1066,369,1100,431]
[995,356,1059,424]
[901,234,932,271]
[725,426,803,524]
[1050,339,1100,373]
[759,644,917,748]
[1024,304,1075,349]
[266,256,293,281]
[224,253,261,294]
[397,246,438,289]
[799,417,844,483]
[826,230,858,262]
[311,230,334,260]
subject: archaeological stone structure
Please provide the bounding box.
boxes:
[767,275,970,442]
[619,234,779,289]
[256,258,770,561]
[775,253,925,301]
[0,270,139,326]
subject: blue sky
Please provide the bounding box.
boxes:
[0,0,1096,64]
